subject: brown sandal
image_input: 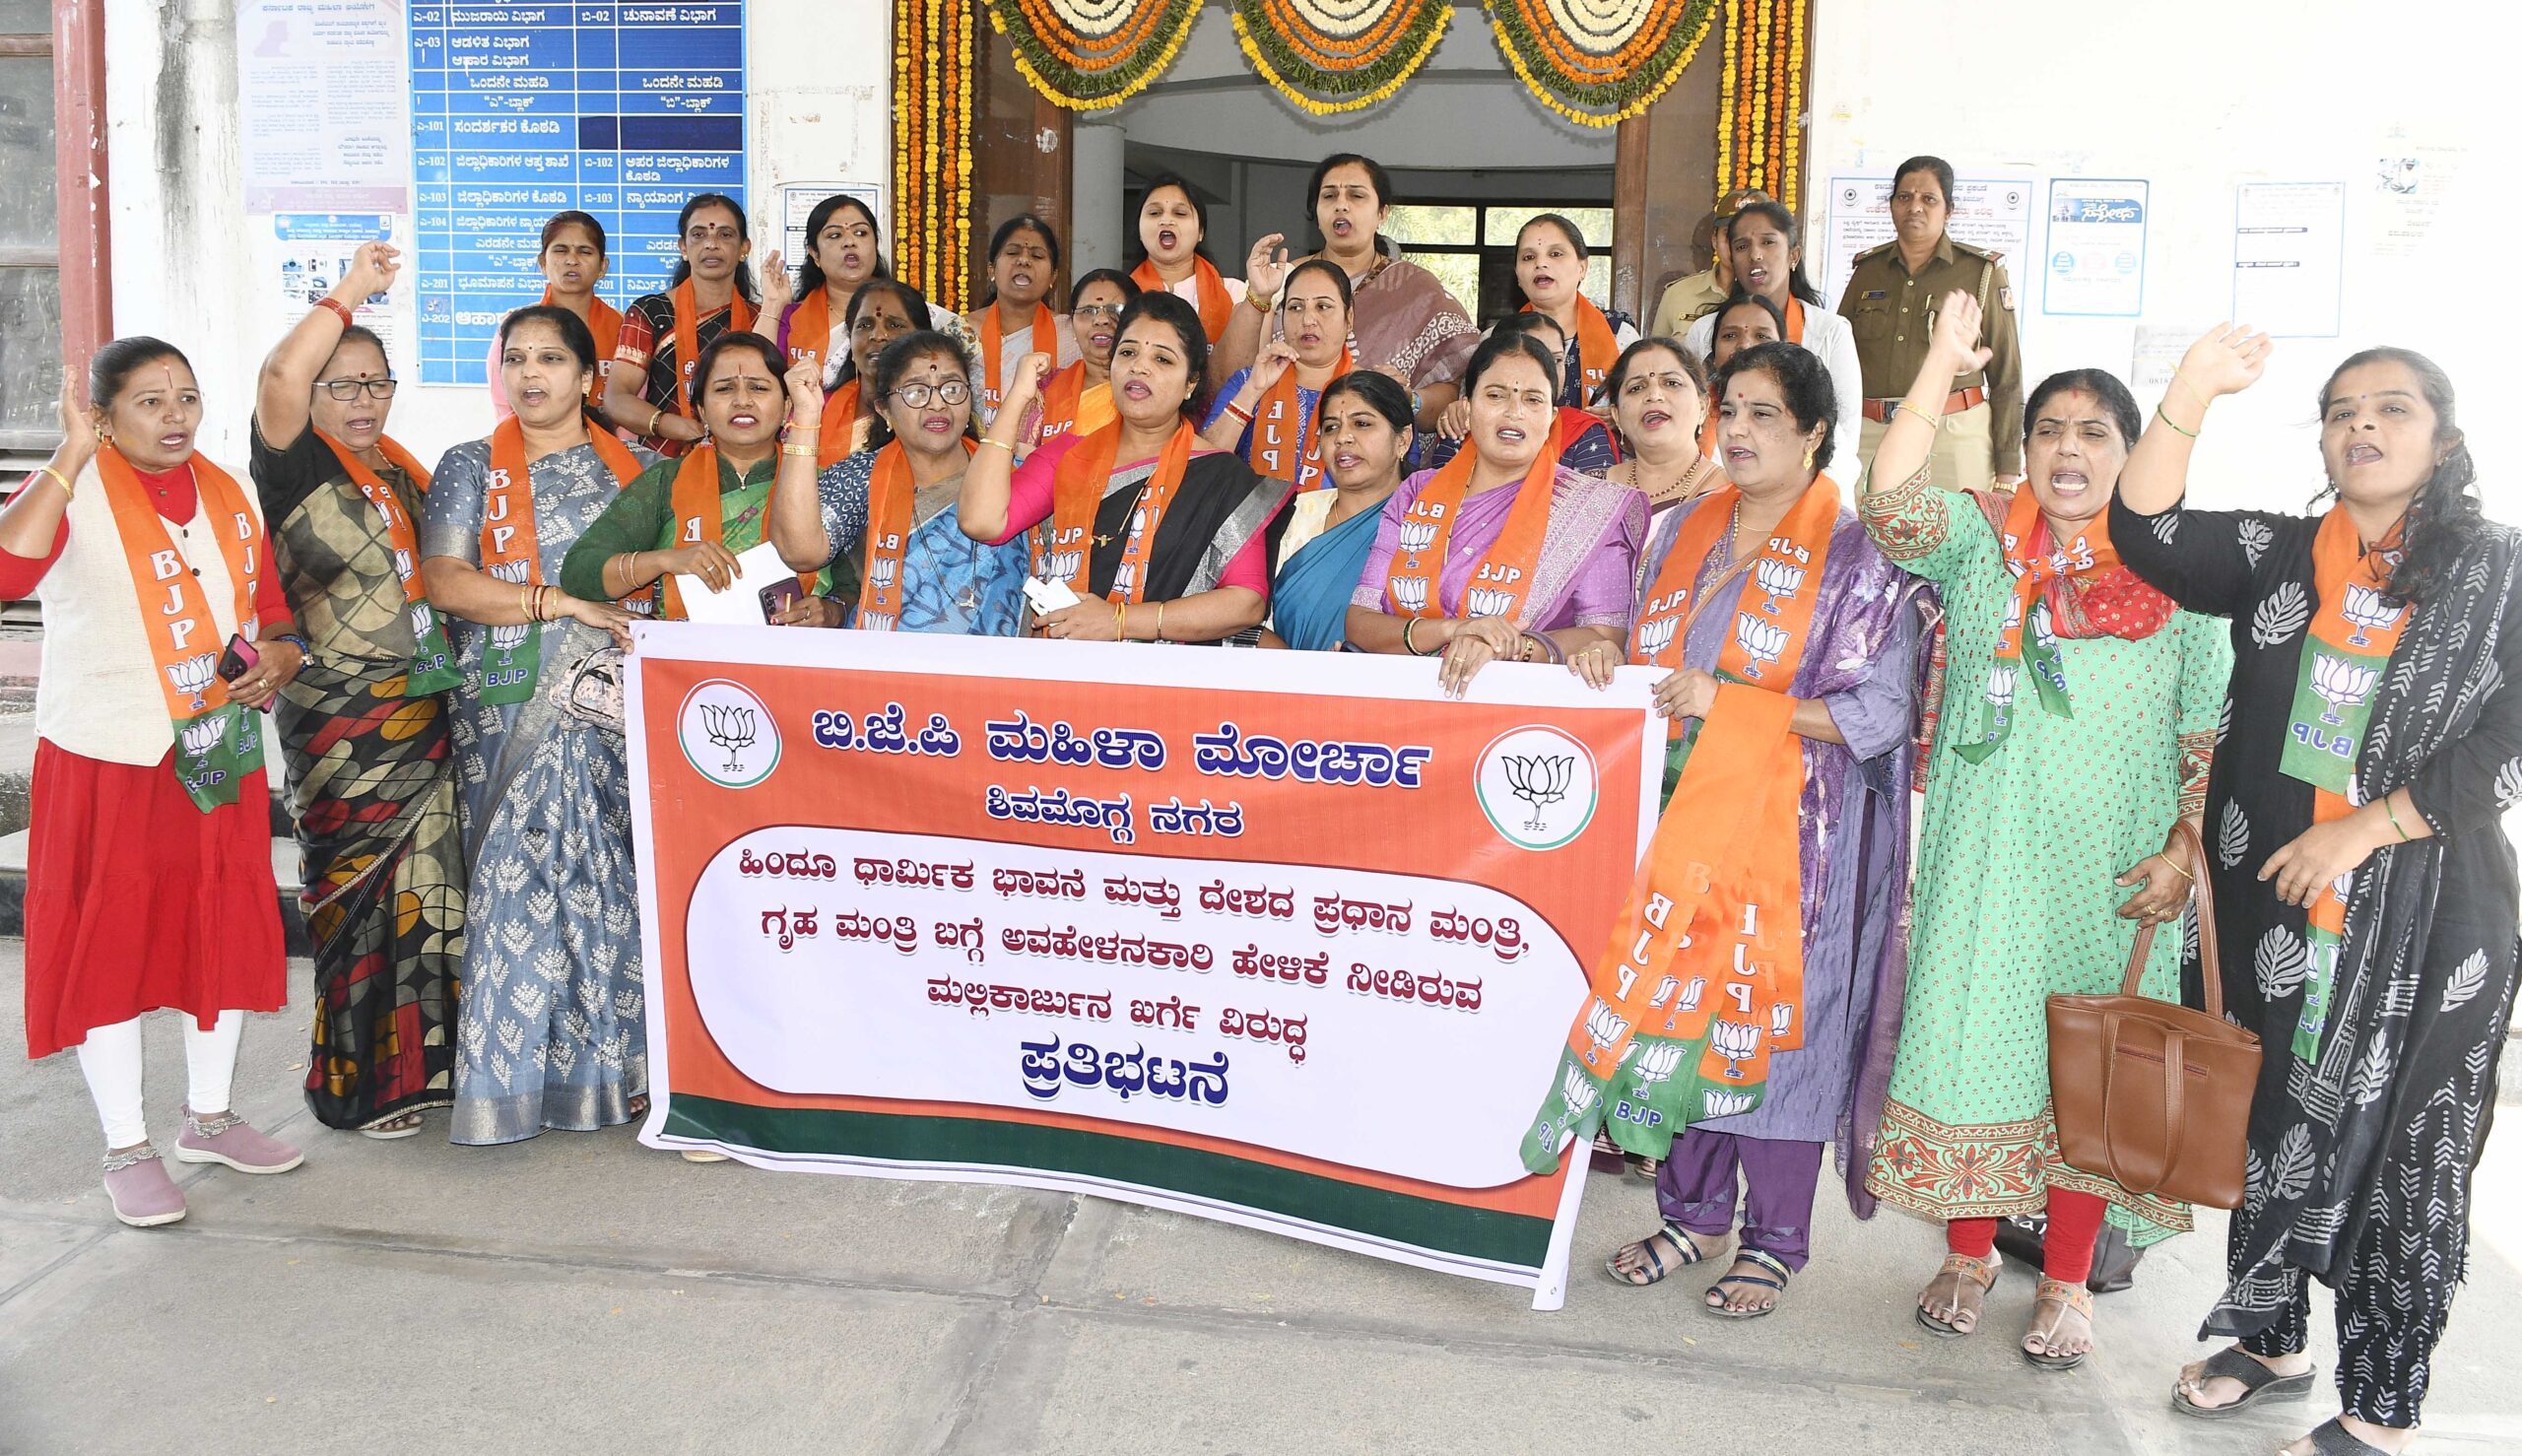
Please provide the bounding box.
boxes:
[1915,1251,2000,1338]
[2022,1277,2095,1370]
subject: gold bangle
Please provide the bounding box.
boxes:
[2157,851,2195,885]
[1154,600,1166,642]
[1246,290,1275,314]
[976,436,1017,454]
[1115,601,1128,642]
[779,444,819,458]
[646,406,665,437]
[33,465,72,498]
[1402,615,1426,656]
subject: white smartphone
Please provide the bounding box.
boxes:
[1024,575,1084,615]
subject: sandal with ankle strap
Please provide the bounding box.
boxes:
[1702,1248,1791,1320]
[1602,1222,1724,1288]
[1916,1251,2001,1338]
[2022,1276,2094,1371]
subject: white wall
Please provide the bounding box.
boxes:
[1808,3,2504,513]
[105,0,890,468]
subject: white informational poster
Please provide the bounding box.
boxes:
[2372,129,2466,261]
[235,0,411,213]
[2131,325,2198,390]
[2042,179,2149,317]
[1821,174,2035,309]
[2232,182,2345,339]
[778,181,886,292]
[266,213,403,355]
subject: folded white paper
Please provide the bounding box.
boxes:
[670,541,797,626]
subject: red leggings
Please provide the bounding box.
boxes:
[1947,1187,2108,1283]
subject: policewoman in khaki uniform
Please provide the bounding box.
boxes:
[1837,156,2022,491]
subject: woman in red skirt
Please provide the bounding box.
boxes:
[1,341,310,1226]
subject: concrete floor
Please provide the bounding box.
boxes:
[3,950,2518,1456]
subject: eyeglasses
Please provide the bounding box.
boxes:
[1074,303,1124,322]
[316,378,398,401]
[890,380,970,408]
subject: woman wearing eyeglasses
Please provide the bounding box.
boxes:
[245,239,465,1140]
[768,330,1029,636]
[1029,269,1139,453]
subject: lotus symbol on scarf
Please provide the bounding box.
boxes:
[393,547,414,580]
[1770,1003,1795,1036]
[2311,654,2377,725]
[1583,999,1629,1053]
[1466,587,1515,619]
[1733,614,1788,679]
[1753,559,1806,614]
[2340,583,2400,646]
[489,621,529,651]
[487,559,530,587]
[407,602,432,640]
[858,610,896,633]
[1502,753,1574,829]
[166,652,218,710]
[1635,614,1678,660]
[1986,664,2018,709]
[1390,575,1429,614]
[1560,1065,1599,1117]
[1040,551,1082,584]
[2030,601,2058,652]
[1710,1019,1759,1080]
[1111,562,1137,599]
[698,702,757,773]
[1398,520,1438,556]
[178,712,230,761]
[1677,975,1705,1012]
[1632,1041,1684,1086]
[1703,1089,1757,1117]
[869,557,898,593]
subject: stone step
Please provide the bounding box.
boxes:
[0,827,310,958]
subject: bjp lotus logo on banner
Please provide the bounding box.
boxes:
[1474,724,1597,851]
[677,678,780,789]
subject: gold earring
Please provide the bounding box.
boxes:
[1801,446,1816,471]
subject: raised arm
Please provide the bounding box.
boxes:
[256,241,397,450]
[1869,291,1987,500]
[1210,235,1286,385]
[0,369,99,562]
[959,352,1049,543]
[768,357,834,570]
[2118,323,2273,515]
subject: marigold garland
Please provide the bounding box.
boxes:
[1715,0,1807,209]
[1484,0,1721,128]
[894,0,975,307]
[979,0,1202,110]
[1230,0,1451,116]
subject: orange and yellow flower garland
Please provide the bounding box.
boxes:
[894,0,974,309]
[1231,0,1451,116]
[982,0,1203,110]
[1714,0,1807,208]
[1484,0,1719,127]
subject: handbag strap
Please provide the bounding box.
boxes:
[2114,818,2223,1021]
[2093,1013,2189,1197]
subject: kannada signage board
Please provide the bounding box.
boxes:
[626,628,1662,1309]
[407,2,748,384]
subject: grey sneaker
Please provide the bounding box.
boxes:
[101,1147,187,1226]
[170,1105,304,1174]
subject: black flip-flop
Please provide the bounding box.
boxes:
[2302,1418,2393,1454]
[1703,1248,1791,1319]
[2169,1348,2317,1420]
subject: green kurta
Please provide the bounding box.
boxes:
[1858,471,2232,1242]
[555,454,843,606]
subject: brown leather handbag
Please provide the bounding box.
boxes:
[2047,818,2262,1210]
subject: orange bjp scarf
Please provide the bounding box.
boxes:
[655,442,820,620]
[310,429,459,694]
[1379,421,1565,624]
[979,298,1054,418]
[96,443,270,811]
[1526,298,1622,399]
[1251,350,1352,490]
[478,415,645,703]
[858,437,979,631]
[2282,508,2410,1061]
[1134,255,1234,343]
[1033,420,1197,604]
[1522,476,1840,1169]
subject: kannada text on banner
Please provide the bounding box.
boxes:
[625,628,1660,1308]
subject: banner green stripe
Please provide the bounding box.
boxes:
[666,1094,1555,1270]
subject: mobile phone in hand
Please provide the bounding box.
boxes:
[217,633,260,683]
[758,578,805,622]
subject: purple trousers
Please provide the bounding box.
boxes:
[1654,1128,1824,1272]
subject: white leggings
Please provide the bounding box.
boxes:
[73,1011,243,1149]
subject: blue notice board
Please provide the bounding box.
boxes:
[409,3,748,385]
